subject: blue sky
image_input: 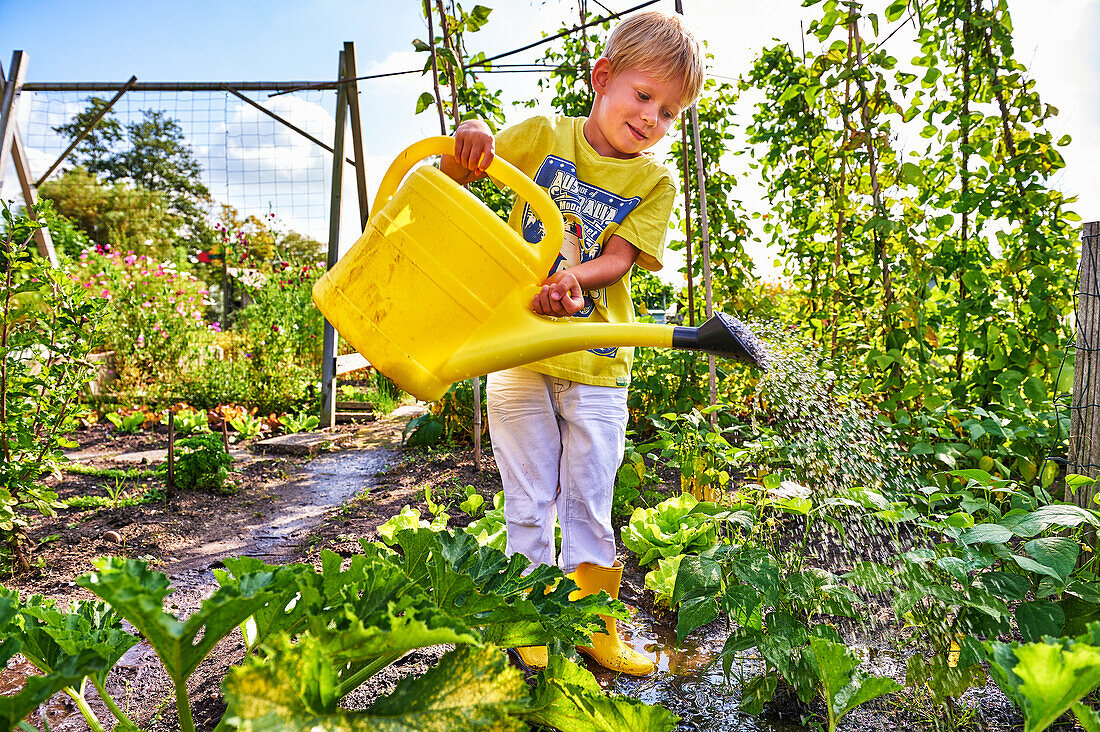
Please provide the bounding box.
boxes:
[3,0,1098,279]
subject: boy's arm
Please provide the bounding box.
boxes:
[440,119,494,185]
[533,234,640,317]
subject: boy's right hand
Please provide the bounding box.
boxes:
[441,119,494,183]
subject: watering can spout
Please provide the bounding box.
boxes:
[438,293,768,391]
[671,313,769,370]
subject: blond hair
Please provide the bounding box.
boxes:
[602,11,704,108]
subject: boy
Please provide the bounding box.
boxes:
[441,11,704,676]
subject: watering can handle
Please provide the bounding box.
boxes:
[370,136,565,262]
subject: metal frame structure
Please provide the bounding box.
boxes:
[1,44,370,427]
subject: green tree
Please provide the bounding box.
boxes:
[51,96,123,175]
[54,102,210,237]
[39,167,178,258]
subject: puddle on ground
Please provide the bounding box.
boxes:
[597,606,808,731]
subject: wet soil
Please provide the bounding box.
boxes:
[2,414,1047,731]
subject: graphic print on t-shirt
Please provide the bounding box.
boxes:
[520,155,641,357]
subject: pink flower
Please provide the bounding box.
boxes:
[136,334,145,346]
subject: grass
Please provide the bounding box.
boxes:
[63,463,159,480]
[62,487,164,511]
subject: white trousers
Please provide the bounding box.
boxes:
[486,367,627,573]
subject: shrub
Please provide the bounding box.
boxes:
[173,433,233,492]
[65,246,215,390]
[177,358,313,415]
[0,203,105,570]
[232,257,325,372]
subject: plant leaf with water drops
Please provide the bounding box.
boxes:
[844,561,894,593]
[1015,600,1065,642]
[1024,537,1079,582]
[806,636,903,731]
[739,671,778,716]
[998,510,1043,538]
[974,572,1030,602]
[960,523,1014,545]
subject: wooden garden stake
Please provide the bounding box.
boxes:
[432,0,482,469]
[1070,221,1100,525]
[167,409,175,500]
[425,3,448,136]
[680,118,694,328]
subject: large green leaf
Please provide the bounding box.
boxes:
[1029,504,1100,530]
[0,646,107,731]
[807,637,903,732]
[387,529,612,648]
[986,636,1100,732]
[77,556,280,684]
[214,557,317,651]
[1074,700,1100,732]
[1023,537,1079,582]
[1015,601,1065,643]
[672,549,723,643]
[621,493,721,566]
[974,572,1030,602]
[521,653,679,731]
[959,523,1013,545]
[224,638,528,731]
[739,671,778,715]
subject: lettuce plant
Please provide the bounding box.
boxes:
[621,492,751,567]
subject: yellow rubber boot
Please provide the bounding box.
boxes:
[568,560,655,676]
[513,644,548,670]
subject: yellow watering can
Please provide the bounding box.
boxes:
[312,136,767,402]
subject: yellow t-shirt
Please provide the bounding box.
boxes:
[494,115,675,388]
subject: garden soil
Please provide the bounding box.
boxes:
[3,409,1044,731]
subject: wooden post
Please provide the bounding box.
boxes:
[342,42,370,230]
[689,103,717,417]
[167,409,176,503]
[1070,221,1100,511]
[320,50,349,429]
[680,118,695,327]
[0,52,24,179]
[1,52,58,267]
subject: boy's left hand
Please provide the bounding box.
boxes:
[533,271,585,316]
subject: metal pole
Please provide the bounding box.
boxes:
[35,75,137,187]
[342,41,371,229]
[320,50,349,429]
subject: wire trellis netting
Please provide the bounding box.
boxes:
[14,87,337,243]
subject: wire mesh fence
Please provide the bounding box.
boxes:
[14,87,336,242]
